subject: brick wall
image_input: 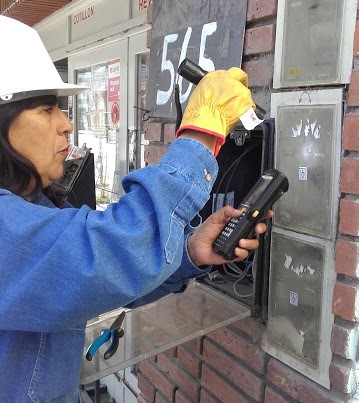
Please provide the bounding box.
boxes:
[332,1,359,401]
[138,0,359,401]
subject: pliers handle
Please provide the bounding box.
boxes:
[85,311,125,361]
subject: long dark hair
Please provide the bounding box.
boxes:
[0,95,65,206]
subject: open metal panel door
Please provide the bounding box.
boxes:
[197,119,275,320]
[80,281,250,384]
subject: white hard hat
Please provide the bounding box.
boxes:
[0,16,87,104]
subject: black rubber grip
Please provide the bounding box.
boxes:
[177,58,207,85]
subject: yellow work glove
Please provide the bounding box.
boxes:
[176,67,256,156]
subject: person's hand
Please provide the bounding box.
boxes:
[187,206,273,267]
[176,68,256,155]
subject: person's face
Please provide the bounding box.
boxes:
[8,102,73,188]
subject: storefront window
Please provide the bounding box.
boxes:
[76,60,121,209]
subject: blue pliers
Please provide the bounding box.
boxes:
[86,311,125,361]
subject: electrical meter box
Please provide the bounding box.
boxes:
[271,89,342,239]
[268,230,323,367]
[198,119,275,318]
[264,89,341,388]
[273,0,356,88]
[263,227,335,388]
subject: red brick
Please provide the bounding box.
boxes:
[206,326,266,374]
[184,337,203,354]
[143,122,162,141]
[267,359,343,402]
[243,25,276,56]
[201,364,251,403]
[335,240,359,278]
[331,322,359,360]
[232,317,265,343]
[149,355,157,363]
[137,393,150,403]
[348,70,359,106]
[138,360,176,400]
[154,390,169,403]
[203,339,264,400]
[329,358,357,394]
[199,388,220,403]
[146,29,151,49]
[162,347,177,358]
[339,199,359,236]
[144,144,167,165]
[354,21,359,57]
[242,55,274,88]
[157,353,200,401]
[247,0,277,22]
[332,281,359,321]
[177,345,201,377]
[163,123,176,143]
[175,389,196,403]
[146,1,153,24]
[138,373,156,402]
[264,386,290,403]
[340,157,359,195]
[343,115,359,151]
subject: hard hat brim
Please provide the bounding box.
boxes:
[0,84,89,105]
[56,83,89,97]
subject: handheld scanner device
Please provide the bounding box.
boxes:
[213,168,289,260]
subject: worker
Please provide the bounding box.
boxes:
[0,16,271,402]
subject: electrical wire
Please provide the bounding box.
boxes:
[233,258,254,298]
[233,279,253,298]
[212,141,260,212]
[223,263,244,278]
[206,137,263,300]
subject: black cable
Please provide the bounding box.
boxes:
[222,141,261,201]
[212,141,261,213]
[174,83,182,133]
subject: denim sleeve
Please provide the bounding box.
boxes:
[126,222,210,309]
[0,138,217,332]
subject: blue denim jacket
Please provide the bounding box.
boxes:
[0,139,217,402]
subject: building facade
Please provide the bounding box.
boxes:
[3,0,359,401]
[138,1,359,402]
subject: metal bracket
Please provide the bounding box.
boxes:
[230,126,251,146]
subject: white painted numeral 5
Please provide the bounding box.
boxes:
[156,33,178,105]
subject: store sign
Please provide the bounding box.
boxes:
[131,0,151,17]
[146,0,248,119]
[72,4,95,25]
[108,61,120,102]
[69,0,128,44]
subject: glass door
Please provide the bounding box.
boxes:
[128,33,149,172]
[69,40,128,210]
[76,61,121,207]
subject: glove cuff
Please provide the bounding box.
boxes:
[176,125,225,156]
[176,104,229,156]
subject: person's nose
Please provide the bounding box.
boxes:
[57,109,74,138]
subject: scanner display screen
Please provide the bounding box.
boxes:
[246,176,272,205]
